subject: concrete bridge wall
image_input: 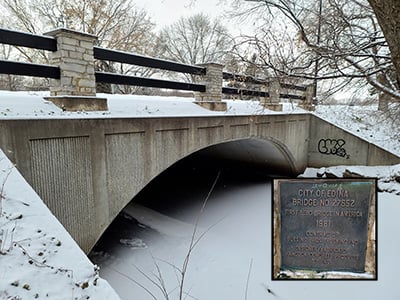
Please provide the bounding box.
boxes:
[0,114,309,252]
[0,113,398,252]
[308,115,400,167]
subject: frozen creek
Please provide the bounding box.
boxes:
[89,166,400,300]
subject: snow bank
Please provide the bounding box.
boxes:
[0,149,120,300]
[302,164,400,194]
[314,104,400,156]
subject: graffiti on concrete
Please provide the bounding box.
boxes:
[318,138,350,159]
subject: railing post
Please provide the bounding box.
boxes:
[262,79,282,111]
[44,28,107,111]
[298,84,316,111]
[194,63,227,111]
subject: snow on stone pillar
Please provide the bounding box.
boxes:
[262,79,282,111]
[44,28,107,111]
[194,63,227,111]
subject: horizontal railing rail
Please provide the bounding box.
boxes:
[94,47,206,75]
[223,71,307,91]
[223,72,266,85]
[222,87,269,97]
[95,72,206,92]
[0,28,57,51]
[0,60,60,78]
[223,71,307,100]
[0,28,59,79]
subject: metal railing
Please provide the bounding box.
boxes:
[0,28,60,79]
[93,47,206,92]
[222,71,307,100]
[0,27,310,102]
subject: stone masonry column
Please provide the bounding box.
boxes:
[194,63,227,111]
[298,84,316,111]
[44,28,107,111]
[262,79,283,111]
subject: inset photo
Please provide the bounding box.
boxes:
[273,178,376,280]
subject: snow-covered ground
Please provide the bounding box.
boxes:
[0,150,120,299]
[0,91,400,299]
[89,166,400,300]
[314,104,400,156]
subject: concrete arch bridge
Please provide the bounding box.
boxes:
[0,113,398,252]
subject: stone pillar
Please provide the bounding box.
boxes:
[262,79,282,111]
[298,84,316,111]
[44,28,107,111]
[378,92,389,111]
[194,63,227,111]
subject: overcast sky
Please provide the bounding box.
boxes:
[134,0,228,28]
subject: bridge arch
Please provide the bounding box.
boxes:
[1,115,311,252]
[97,136,299,248]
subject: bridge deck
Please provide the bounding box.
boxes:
[0,91,306,119]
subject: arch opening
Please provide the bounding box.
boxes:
[90,136,299,249]
[89,137,297,299]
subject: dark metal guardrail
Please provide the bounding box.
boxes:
[223,71,307,100]
[0,27,308,99]
[94,47,206,75]
[0,28,60,78]
[95,72,206,92]
[94,47,206,92]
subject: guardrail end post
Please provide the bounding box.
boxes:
[44,28,108,111]
[194,63,227,111]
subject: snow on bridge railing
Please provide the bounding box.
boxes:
[0,27,315,111]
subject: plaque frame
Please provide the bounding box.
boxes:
[272,178,377,280]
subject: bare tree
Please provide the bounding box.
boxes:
[0,0,158,93]
[229,0,399,102]
[158,13,234,82]
[367,0,400,89]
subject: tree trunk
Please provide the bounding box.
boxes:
[368,0,400,87]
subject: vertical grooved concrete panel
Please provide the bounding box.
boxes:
[197,126,224,146]
[156,128,189,172]
[105,132,146,220]
[29,136,94,252]
[230,124,250,139]
[285,119,309,162]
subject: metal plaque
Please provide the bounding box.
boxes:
[276,179,374,273]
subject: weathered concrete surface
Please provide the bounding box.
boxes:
[0,114,308,252]
[0,113,398,252]
[308,115,400,167]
